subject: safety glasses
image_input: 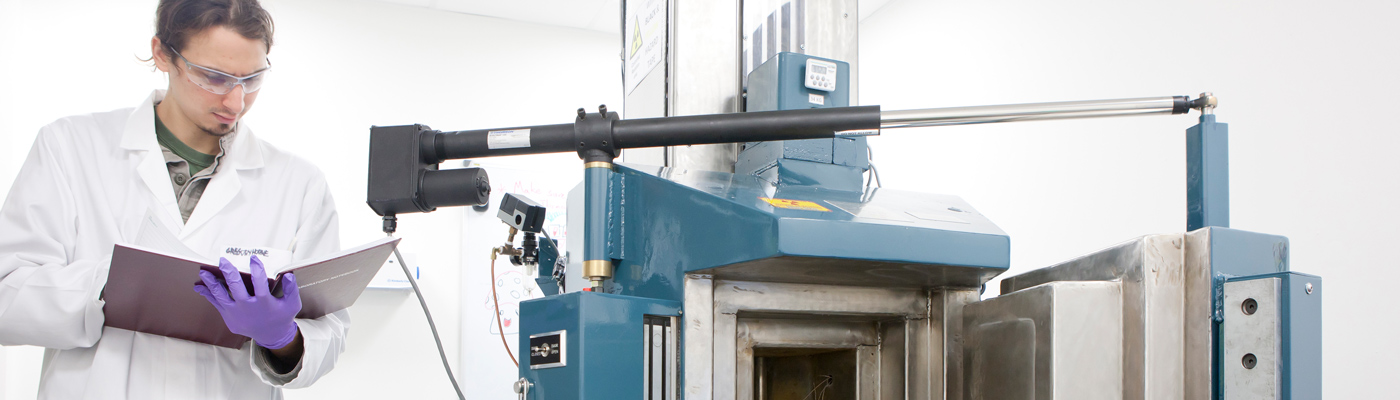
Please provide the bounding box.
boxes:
[168,46,270,95]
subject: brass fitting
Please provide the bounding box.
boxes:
[583,260,613,290]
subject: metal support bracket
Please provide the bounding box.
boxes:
[1187,105,1230,231]
[1220,272,1322,399]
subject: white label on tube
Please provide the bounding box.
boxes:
[487,129,531,149]
[834,129,880,137]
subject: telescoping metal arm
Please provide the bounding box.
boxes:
[881,96,1196,128]
[415,95,1200,163]
[367,93,1212,218]
[366,93,1216,289]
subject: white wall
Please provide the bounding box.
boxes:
[0,0,616,399]
[1,2,163,398]
[3,0,1391,397]
[861,0,1399,397]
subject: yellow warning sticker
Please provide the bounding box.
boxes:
[760,197,831,212]
[629,17,643,57]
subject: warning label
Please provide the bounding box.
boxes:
[760,197,831,212]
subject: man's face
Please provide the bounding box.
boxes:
[154,26,269,137]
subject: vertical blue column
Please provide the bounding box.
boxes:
[1187,114,1229,231]
[582,162,614,289]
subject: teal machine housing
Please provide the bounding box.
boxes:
[516,52,1010,398]
[504,52,1320,399]
[737,53,867,192]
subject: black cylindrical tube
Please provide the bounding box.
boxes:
[611,106,881,149]
[1172,96,1190,114]
[431,123,576,161]
[420,167,491,209]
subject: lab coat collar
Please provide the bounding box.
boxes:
[120,90,267,238]
[119,90,266,171]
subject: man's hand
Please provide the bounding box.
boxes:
[194,255,302,350]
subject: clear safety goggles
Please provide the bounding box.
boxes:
[169,46,271,95]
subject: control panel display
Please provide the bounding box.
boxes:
[804,58,838,92]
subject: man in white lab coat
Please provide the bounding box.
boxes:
[0,0,348,398]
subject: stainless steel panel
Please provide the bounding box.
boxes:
[1222,278,1281,400]
[713,280,929,316]
[930,290,979,400]
[740,318,880,348]
[998,234,1185,400]
[878,320,905,400]
[667,0,741,172]
[1139,235,1185,400]
[736,317,755,400]
[798,0,860,105]
[715,309,740,399]
[963,281,1124,400]
[1053,282,1127,399]
[906,316,932,400]
[856,345,879,400]
[1182,230,1214,400]
[685,274,715,400]
[966,318,1035,400]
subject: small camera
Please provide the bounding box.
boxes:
[498,193,546,233]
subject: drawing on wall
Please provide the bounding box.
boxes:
[485,269,527,335]
[459,162,581,398]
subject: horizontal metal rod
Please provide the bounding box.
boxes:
[880,96,1190,129]
[428,106,883,161]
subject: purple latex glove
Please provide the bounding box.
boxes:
[193,255,302,349]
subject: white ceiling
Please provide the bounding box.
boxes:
[371,0,892,34]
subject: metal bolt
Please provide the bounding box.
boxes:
[843,13,848,18]
[599,104,608,114]
[1241,353,1257,369]
[1242,298,1258,315]
[1305,282,1313,294]
[577,108,587,119]
[799,44,806,50]
[1197,92,1218,115]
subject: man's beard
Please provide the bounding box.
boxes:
[199,118,236,137]
[201,124,233,137]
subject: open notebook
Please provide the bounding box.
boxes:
[102,236,400,348]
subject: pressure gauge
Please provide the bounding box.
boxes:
[804,58,838,92]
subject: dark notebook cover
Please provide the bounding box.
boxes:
[102,237,400,348]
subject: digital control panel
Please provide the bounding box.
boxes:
[804,58,838,92]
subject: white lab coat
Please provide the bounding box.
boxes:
[0,90,349,399]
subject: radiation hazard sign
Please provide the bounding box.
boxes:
[630,17,643,57]
[624,0,664,95]
[760,197,831,212]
